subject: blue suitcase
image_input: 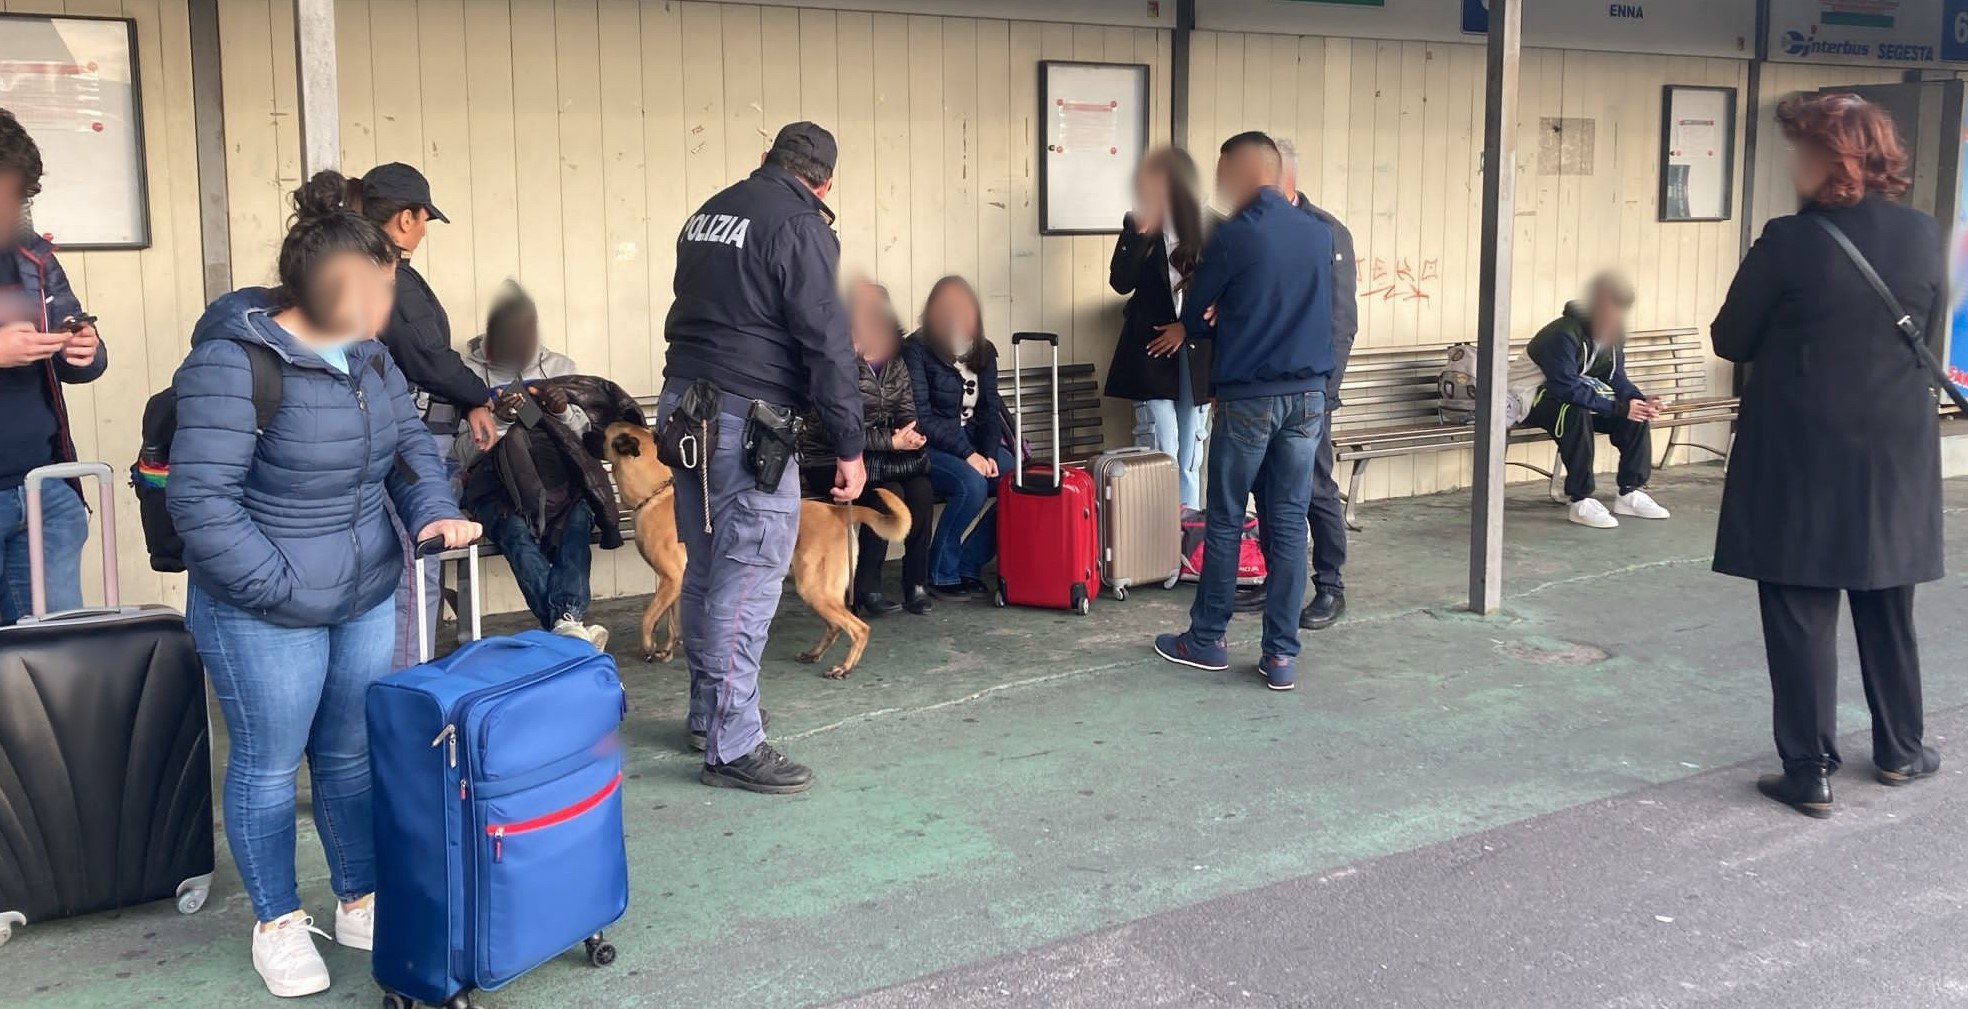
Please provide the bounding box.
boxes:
[367,551,628,1008]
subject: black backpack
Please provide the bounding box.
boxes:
[133,345,384,573]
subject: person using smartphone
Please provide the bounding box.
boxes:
[0,109,106,624]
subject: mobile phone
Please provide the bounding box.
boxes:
[60,313,98,333]
[513,385,545,428]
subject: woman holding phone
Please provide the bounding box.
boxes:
[1104,147,1212,509]
[168,171,478,998]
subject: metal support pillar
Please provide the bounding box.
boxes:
[188,0,231,302]
[293,0,340,179]
[1467,0,1520,615]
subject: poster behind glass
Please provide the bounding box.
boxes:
[0,15,148,248]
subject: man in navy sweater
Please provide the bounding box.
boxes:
[1153,132,1334,691]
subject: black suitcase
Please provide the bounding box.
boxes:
[0,463,214,947]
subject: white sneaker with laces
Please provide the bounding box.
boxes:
[552,615,610,652]
[335,893,374,952]
[251,911,332,998]
[1568,498,1620,529]
[1613,489,1670,520]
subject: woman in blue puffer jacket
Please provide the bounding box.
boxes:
[168,171,479,999]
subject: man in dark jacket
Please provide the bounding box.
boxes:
[1510,272,1670,529]
[660,122,864,794]
[1153,131,1332,692]
[0,110,106,624]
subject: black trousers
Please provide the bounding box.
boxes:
[1307,429,1347,595]
[1757,582,1924,773]
[853,474,935,596]
[1521,395,1651,502]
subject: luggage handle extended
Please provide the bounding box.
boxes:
[24,462,118,618]
[414,537,481,664]
[1010,332,1062,490]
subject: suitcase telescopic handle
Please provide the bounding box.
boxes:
[414,537,481,664]
[1010,332,1062,488]
[24,462,118,617]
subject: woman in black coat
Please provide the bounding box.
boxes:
[1710,93,1946,817]
[1104,147,1213,510]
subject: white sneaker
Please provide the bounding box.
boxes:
[251,911,331,998]
[1613,489,1670,520]
[334,893,374,952]
[1568,499,1620,529]
[552,615,610,652]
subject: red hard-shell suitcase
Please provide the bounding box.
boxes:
[993,333,1100,615]
[0,463,215,948]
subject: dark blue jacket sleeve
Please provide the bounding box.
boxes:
[377,352,465,535]
[39,253,108,385]
[1609,351,1643,402]
[1528,336,1619,415]
[1181,225,1237,339]
[166,341,294,612]
[903,343,975,458]
[973,346,1004,460]
[776,215,865,459]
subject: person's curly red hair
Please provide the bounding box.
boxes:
[1777,93,1910,208]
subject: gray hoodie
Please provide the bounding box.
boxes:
[452,335,590,468]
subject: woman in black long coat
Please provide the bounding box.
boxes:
[1710,93,1946,817]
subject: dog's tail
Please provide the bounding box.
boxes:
[847,486,913,542]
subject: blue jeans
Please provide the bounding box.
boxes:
[187,585,397,922]
[1131,351,1211,510]
[0,480,88,624]
[661,386,798,765]
[477,498,595,630]
[925,443,1017,586]
[1189,391,1325,659]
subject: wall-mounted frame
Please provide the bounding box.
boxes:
[1659,85,1735,223]
[0,14,150,249]
[1039,60,1149,235]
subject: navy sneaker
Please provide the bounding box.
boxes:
[1153,631,1229,671]
[1257,654,1297,691]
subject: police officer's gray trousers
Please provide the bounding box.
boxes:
[664,392,798,764]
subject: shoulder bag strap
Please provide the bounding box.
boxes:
[1810,214,1968,413]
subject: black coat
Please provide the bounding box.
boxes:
[379,262,491,412]
[798,356,919,459]
[1102,215,1212,403]
[1710,193,1945,590]
[901,334,1004,459]
[1295,193,1359,407]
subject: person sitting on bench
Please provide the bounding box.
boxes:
[1506,272,1670,529]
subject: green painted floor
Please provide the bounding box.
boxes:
[9,466,1967,1009]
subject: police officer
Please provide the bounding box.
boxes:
[661,122,864,794]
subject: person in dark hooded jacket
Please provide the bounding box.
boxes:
[168,171,476,999]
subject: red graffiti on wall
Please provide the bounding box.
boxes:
[1359,256,1439,303]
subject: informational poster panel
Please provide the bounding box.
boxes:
[1767,0,1968,69]
[1039,61,1149,236]
[0,15,148,249]
[1659,86,1736,222]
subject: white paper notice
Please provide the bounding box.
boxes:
[1042,63,1147,233]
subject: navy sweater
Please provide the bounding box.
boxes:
[1180,188,1334,401]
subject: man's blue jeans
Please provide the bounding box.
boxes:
[0,480,88,624]
[476,498,596,629]
[925,444,1017,586]
[186,586,397,923]
[1189,390,1325,659]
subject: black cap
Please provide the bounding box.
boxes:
[360,162,449,224]
[769,122,837,172]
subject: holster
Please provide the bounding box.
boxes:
[658,379,723,474]
[742,400,802,492]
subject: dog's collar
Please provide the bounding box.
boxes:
[633,478,674,512]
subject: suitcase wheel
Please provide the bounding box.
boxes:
[1163,573,1180,590]
[176,873,213,915]
[585,933,617,968]
[1111,583,1128,602]
[992,580,1007,608]
[0,911,23,947]
[1072,583,1091,616]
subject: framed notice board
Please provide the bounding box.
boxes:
[0,14,150,249]
[1659,85,1736,223]
[1039,61,1150,235]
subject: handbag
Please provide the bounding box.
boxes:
[1811,215,1968,414]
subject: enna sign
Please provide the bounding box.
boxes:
[1768,0,1968,67]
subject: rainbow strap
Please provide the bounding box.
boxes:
[136,460,168,488]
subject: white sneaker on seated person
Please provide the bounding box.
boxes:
[1613,489,1670,520]
[553,614,610,652]
[1568,498,1619,529]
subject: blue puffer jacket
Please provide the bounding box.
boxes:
[168,289,461,628]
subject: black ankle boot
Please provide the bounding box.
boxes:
[855,592,901,618]
[1757,765,1833,818]
[1876,745,1942,786]
[902,585,935,615]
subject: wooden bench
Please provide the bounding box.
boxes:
[1333,328,1738,529]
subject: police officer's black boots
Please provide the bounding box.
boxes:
[855,592,902,618]
[902,585,935,615]
[1756,764,1833,819]
[702,742,814,795]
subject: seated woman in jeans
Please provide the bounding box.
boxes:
[168,171,478,998]
[800,278,936,615]
[901,276,1016,599]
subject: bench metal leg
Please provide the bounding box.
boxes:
[1344,457,1368,532]
[1658,423,1683,470]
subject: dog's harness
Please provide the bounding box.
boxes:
[632,477,675,515]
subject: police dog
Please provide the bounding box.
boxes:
[604,422,912,679]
